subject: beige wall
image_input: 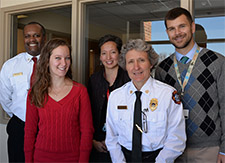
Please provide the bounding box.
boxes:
[0,124,7,163]
[1,0,42,8]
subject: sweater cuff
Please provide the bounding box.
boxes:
[25,151,33,162]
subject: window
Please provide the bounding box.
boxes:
[195,17,225,55]
[14,6,72,57]
[85,0,180,83]
[195,0,225,55]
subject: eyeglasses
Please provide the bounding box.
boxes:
[135,111,148,133]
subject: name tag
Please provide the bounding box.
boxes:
[117,105,127,109]
[13,72,23,77]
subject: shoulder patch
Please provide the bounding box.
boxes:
[172,90,181,105]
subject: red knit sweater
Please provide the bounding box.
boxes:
[24,82,94,162]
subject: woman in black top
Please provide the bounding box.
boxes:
[88,34,130,162]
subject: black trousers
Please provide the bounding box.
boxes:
[89,147,112,163]
[6,115,25,163]
[122,146,162,163]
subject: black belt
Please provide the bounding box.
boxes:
[121,146,162,162]
[12,115,25,126]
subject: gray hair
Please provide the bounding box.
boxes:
[119,39,159,70]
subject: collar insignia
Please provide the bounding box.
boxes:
[13,72,23,77]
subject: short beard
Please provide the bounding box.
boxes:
[173,35,193,49]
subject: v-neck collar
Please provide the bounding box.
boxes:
[48,84,75,106]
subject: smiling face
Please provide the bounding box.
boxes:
[49,45,71,79]
[166,14,195,53]
[126,49,152,90]
[24,24,45,56]
[100,41,119,70]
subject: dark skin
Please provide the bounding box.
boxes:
[93,140,108,153]
[23,24,46,56]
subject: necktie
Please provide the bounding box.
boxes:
[132,91,142,162]
[30,57,37,87]
[180,56,189,64]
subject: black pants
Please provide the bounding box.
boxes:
[6,115,25,163]
[122,146,162,163]
[89,146,112,162]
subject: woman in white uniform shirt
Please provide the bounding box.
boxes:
[105,39,186,163]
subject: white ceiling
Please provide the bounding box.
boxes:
[19,0,225,34]
[85,0,225,33]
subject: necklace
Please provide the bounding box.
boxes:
[50,84,66,97]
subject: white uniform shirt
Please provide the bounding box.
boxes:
[106,77,186,163]
[0,52,39,121]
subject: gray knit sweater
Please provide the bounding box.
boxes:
[155,48,225,153]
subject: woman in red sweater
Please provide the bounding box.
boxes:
[24,38,94,162]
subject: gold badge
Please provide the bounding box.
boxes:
[149,98,158,111]
[130,90,133,94]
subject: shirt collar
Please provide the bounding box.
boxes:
[128,76,152,96]
[25,52,40,62]
[175,43,197,62]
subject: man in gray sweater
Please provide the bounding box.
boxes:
[155,7,225,163]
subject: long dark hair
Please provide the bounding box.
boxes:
[29,38,72,107]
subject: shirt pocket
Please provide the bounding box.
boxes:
[147,111,166,137]
[10,74,29,96]
[116,110,132,140]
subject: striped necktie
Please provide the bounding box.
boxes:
[180,56,189,64]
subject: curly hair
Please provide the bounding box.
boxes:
[29,38,72,108]
[119,39,159,71]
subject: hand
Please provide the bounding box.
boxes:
[93,140,108,153]
[217,154,225,163]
